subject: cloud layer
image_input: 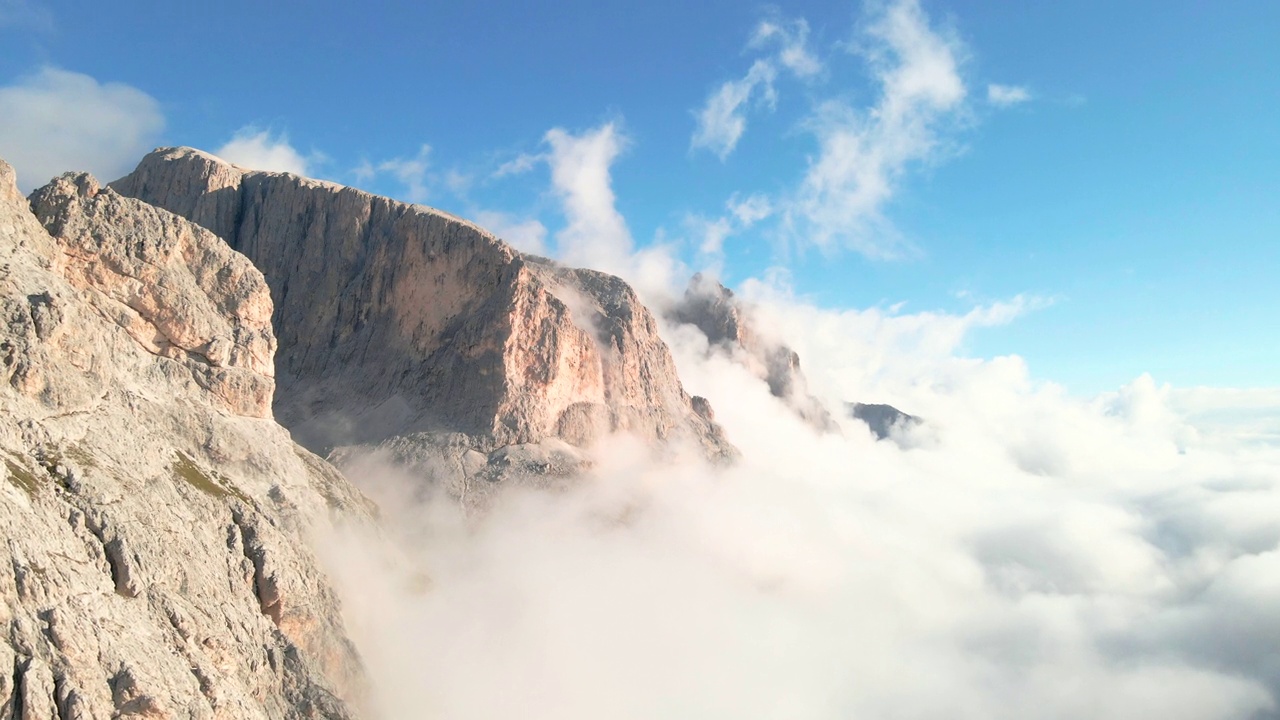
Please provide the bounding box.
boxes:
[325,276,1280,720]
[0,67,164,191]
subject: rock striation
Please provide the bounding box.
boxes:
[671,274,837,432]
[2,159,370,719]
[112,148,734,495]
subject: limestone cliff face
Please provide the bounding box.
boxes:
[112,148,732,465]
[671,274,837,432]
[1,160,369,719]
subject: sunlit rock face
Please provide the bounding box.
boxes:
[113,148,734,502]
[1,158,373,719]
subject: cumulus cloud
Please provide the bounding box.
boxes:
[988,83,1031,107]
[214,127,315,175]
[788,0,967,257]
[0,67,164,191]
[691,14,821,160]
[325,278,1280,719]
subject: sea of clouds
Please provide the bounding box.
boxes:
[325,280,1280,720]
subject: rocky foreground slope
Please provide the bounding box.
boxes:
[1,161,370,719]
[112,148,733,501]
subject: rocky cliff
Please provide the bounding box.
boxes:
[671,274,836,432]
[112,148,733,495]
[1,161,370,719]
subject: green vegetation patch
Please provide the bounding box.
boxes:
[64,444,98,468]
[4,457,41,497]
[172,451,251,505]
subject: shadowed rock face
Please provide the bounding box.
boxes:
[112,148,734,470]
[1,160,371,718]
[848,402,921,440]
[671,274,837,432]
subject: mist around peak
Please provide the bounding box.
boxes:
[324,283,1280,720]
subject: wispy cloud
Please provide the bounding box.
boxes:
[0,0,53,32]
[350,145,437,204]
[473,209,549,256]
[375,145,432,203]
[751,16,823,78]
[788,0,968,257]
[215,127,317,176]
[692,192,774,258]
[0,67,165,191]
[988,83,1032,107]
[691,14,821,161]
[493,151,544,178]
[690,60,778,161]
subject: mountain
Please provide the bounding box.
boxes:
[670,274,837,432]
[848,402,921,440]
[1,162,371,717]
[112,148,734,502]
[0,144,751,717]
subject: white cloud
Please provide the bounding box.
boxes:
[693,215,735,256]
[691,192,775,258]
[214,127,314,176]
[728,192,773,226]
[327,277,1280,718]
[691,13,821,161]
[0,0,53,31]
[473,210,549,255]
[348,145,439,204]
[789,0,967,257]
[493,152,544,178]
[544,123,635,275]
[988,83,1032,107]
[691,60,777,160]
[375,145,433,203]
[0,67,164,191]
[752,17,823,78]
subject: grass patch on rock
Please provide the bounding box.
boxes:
[172,451,251,504]
[4,457,41,497]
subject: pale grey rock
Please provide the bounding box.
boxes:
[1,159,370,719]
[671,274,837,432]
[112,148,735,487]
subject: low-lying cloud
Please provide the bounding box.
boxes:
[324,279,1280,720]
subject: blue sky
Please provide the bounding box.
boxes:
[0,0,1276,394]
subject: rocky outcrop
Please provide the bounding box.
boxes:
[112,148,734,475]
[2,160,370,719]
[29,173,275,418]
[848,402,920,440]
[671,274,836,431]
